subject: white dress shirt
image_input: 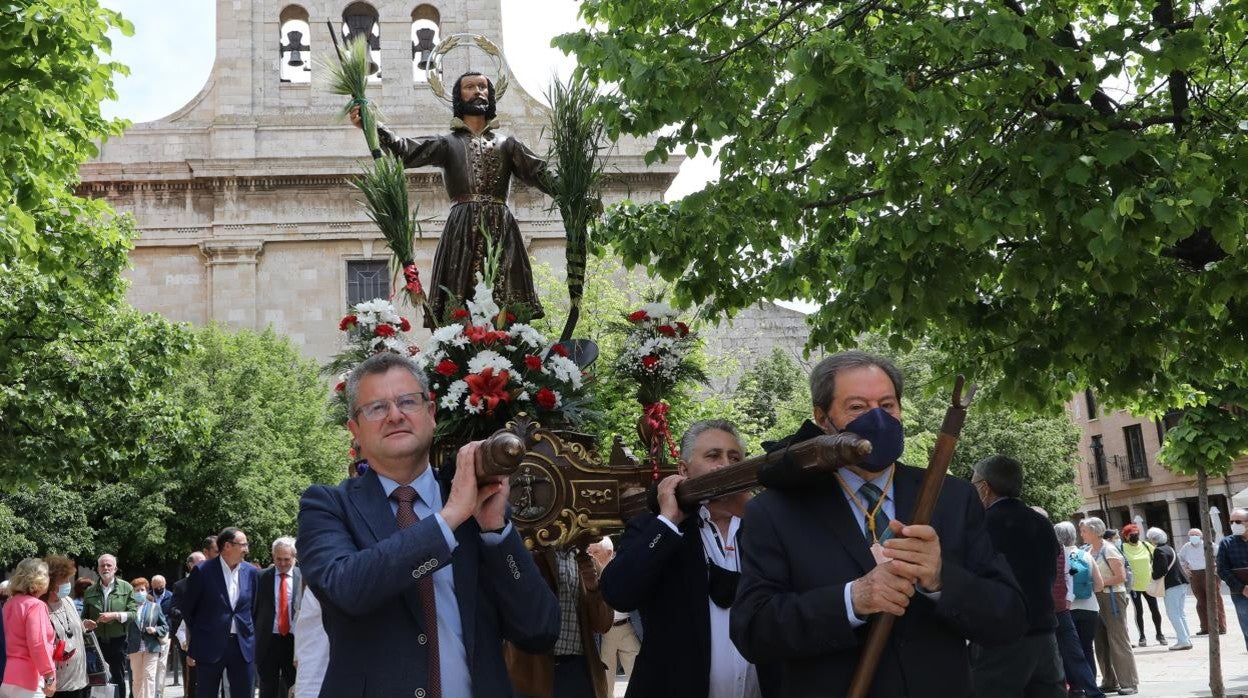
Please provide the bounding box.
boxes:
[220,557,241,634]
[293,592,328,698]
[697,507,760,698]
[657,508,760,698]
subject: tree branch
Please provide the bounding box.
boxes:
[702,0,822,65]
[801,188,886,209]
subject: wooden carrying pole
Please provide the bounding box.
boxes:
[846,376,977,698]
[618,432,872,521]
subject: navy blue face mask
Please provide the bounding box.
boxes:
[840,407,905,472]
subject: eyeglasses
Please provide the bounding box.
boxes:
[353,392,429,422]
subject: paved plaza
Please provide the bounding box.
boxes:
[152,591,1247,698]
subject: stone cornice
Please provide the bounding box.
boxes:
[76,169,675,195]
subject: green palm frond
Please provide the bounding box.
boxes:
[321,34,382,156]
[353,155,417,264]
[545,71,611,341]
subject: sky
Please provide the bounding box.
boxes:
[97,0,717,200]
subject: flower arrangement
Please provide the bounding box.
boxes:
[323,297,416,394]
[611,302,707,476]
[613,302,706,405]
[413,279,591,441]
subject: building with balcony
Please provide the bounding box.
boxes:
[1068,389,1248,540]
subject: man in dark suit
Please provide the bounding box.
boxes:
[601,420,778,698]
[170,551,205,695]
[730,351,1027,697]
[298,352,560,697]
[254,536,302,698]
[969,455,1066,696]
[181,527,260,698]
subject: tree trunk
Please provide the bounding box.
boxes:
[1199,466,1226,698]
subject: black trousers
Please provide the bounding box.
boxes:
[551,654,595,698]
[100,634,128,698]
[257,634,296,698]
[1129,589,1164,639]
[971,633,1067,698]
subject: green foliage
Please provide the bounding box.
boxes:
[145,325,347,566]
[0,261,197,487]
[557,0,1248,412]
[0,326,348,570]
[1157,384,1248,478]
[0,0,132,273]
[732,348,807,434]
[531,254,751,457]
[881,338,1084,519]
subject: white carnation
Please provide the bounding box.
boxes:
[467,350,513,375]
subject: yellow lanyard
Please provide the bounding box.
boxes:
[836,467,895,544]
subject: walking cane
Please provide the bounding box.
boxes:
[846,375,977,698]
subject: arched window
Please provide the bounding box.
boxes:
[411,5,441,83]
[279,5,311,84]
[342,2,381,82]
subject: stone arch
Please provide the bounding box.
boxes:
[341,1,381,81]
[278,5,311,84]
[410,4,441,83]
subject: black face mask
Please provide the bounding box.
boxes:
[707,561,740,609]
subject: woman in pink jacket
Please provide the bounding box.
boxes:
[1,558,56,697]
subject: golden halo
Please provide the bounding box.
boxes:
[425,34,511,105]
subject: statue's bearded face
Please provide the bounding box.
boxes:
[452,72,497,120]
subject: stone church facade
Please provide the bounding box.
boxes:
[80,0,813,387]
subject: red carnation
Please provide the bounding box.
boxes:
[398,318,412,332]
[627,310,648,322]
[550,343,569,357]
[334,381,346,392]
[464,325,497,345]
[435,359,459,377]
[642,355,659,370]
[452,308,470,320]
[524,355,543,370]
[676,321,690,336]
[656,324,676,337]
[535,387,558,410]
[339,314,358,331]
[375,324,396,337]
[407,345,421,356]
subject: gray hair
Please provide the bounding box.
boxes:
[345,353,429,414]
[272,536,297,556]
[1146,527,1168,545]
[1081,516,1107,537]
[1054,521,1078,547]
[809,351,904,411]
[973,455,1024,499]
[679,420,744,461]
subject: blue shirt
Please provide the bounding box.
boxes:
[377,466,507,698]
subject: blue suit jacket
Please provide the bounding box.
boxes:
[730,463,1026,697]
[182,557,259,664]
[297,468,560,698]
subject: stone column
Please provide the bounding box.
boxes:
[1168,498,1191,543]
[201,240,265,330]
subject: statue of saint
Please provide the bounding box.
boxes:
[351,72,553,328]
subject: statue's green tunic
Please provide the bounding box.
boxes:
[379,119,555,328]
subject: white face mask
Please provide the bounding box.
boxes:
[1232,523,1246,537]
[1190,535,1202,546]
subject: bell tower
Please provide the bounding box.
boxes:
[79,0,680,361]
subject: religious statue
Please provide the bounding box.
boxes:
[351,71,554,328]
